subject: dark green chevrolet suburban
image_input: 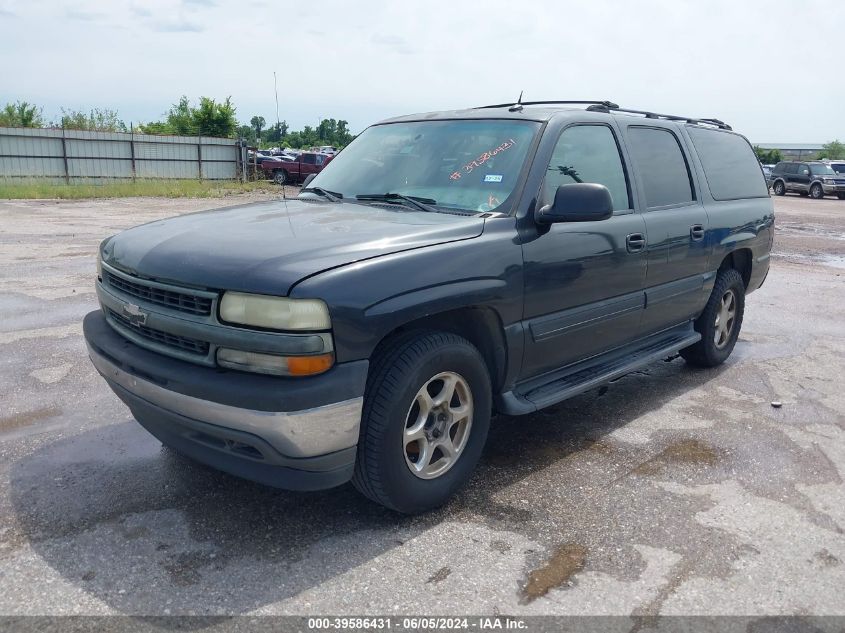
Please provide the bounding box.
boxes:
[84,100,774,513]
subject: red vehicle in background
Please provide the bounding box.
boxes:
[261,152,334,185]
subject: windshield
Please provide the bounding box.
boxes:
[810,164,835,175]
[305,119,540,213]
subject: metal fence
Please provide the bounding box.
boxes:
[0,126,247,182]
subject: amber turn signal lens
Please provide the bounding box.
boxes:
[286,353,335,376]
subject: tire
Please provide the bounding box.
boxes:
[680,268,745,368]
[273,170,288,185]
[810,183,824,199]
[837,193,845,200]
[352,331,492,514]
[773,180,786,196]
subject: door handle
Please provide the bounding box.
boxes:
[626,233,646,253]
[690,224,705,241]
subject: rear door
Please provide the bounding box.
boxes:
[623,124,711,335]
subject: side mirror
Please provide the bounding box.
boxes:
[536,183,614,224]
[302,173,317,188]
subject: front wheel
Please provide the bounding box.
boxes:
[773,180,786,196]
[352,331,492,514]
[837,193,845,200]
[680,268,746,368]
[810,183,824,199]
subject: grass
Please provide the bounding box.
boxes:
[0,179,279,200]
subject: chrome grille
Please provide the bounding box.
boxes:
[104,271,212,316]
[108,309,210,356]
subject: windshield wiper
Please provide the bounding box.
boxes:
[300,186,343,203]
[356,192,438,213]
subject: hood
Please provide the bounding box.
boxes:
[103,198,485,295]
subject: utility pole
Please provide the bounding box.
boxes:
[273,71,280,145]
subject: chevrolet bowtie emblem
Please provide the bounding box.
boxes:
[122,303,147,325]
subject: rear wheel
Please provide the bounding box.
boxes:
[810,183,824,199]
[680,268,745,368]
[352,331,491,514]
[273,170,288,185]
[773,180,786,196]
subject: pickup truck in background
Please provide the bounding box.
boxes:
[261,151,334,185]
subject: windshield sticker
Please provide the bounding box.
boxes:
[484,174,503,183]
[449,138,517,181]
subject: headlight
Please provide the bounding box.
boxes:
[219,292,331,331]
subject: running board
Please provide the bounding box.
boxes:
[497,324,701,415]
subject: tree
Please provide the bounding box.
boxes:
[817,140,845,160]
[59,108,127,132]
[753,146,782,165]
[139,96,237,137]
[192,96,237,137]
[0,101,44,127]
[250,115,265,140]
[236,124,256,144]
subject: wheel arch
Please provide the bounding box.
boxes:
[719,247,753,289]
[369,306,509,392]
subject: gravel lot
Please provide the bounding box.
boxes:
[0,191,843,620]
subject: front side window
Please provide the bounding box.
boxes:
[307,119,540,213]
[627,127,694,208]
[542,125,631,211]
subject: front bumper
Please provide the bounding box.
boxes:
[822,183,845,195]
[84,310,368,491]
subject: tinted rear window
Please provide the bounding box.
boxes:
[687,127,769,200]
[785,163,799,174]
[627,127,694,208]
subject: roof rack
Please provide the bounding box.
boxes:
[475,99,619,112]
[475,97,732,130]
[587,104,732,130]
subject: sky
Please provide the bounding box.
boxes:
[1,0,843,143]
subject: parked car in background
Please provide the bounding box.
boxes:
[317,146,338,155]
[247,150,275,165]
[261,150,333,185]
[770,161,845,199]
[828,160,845,175]
[761,164,772,181]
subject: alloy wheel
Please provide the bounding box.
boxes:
[403,371,473,480]
[714,289,737,349]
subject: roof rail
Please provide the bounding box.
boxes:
[475,100,619,112]
[475,99,732,130]
[586,104,733,130]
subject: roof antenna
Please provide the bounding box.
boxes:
[509,91,524,112]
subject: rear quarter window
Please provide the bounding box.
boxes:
[687,127,769,200]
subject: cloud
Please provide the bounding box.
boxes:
[0,7,16,18]
[65,9,105,21]
[130,5,153,18]
[153,18,204,32]
[371,33,414,56]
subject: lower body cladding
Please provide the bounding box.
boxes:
[83,311,369,491]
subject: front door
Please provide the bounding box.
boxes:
[520,123,647,380]
[623,125,710,335]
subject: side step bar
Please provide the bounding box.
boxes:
[497,324,701,415]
